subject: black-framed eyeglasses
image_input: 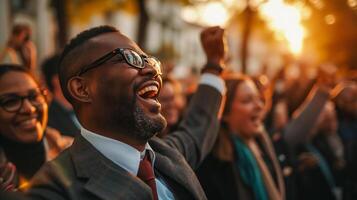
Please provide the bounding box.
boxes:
[0,89,47,113]
[76,48,162,76]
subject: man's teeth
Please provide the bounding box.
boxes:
[138,85,158,97]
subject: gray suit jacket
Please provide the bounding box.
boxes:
[26,84,223,200]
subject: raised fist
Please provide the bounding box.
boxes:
[200,26,227,66]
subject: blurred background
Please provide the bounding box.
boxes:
[0,0,356,79]
[0,2,356,198]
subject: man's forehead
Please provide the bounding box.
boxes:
[87,32,143,53]
[62,31,144,76]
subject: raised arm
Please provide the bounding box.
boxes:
[283,71,344,151]
[163,26,227,169]
[283,86,329,148]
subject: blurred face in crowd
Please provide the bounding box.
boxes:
[10,28,30,48]
[73,32,166,140]
[225,79,264,139]
[159,81,180,128]
[336,83,357,118]
[272,100,289,132]
[0,71,48,143]
[315,101,338,135]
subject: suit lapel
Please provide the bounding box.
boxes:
[150,138,206,200]
[70,135,153,200]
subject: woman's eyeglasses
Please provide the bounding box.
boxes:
[0,89,47,113]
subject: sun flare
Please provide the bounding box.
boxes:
[181,2,230,27]
[259,0,306,54]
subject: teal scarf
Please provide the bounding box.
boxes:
[232,135,268,200]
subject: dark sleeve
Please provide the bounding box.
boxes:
[25,152,75,200]
[283,87,329,153]
[163,84,224,170]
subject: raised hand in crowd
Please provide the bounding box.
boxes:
[200,26,227,67]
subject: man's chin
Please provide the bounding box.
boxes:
[146,114,167,137]
[133,107,167,140]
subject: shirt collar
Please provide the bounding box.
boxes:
[80,127,155,175]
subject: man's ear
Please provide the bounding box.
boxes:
[67,76,92,103]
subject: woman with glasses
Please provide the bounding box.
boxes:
[0,64,72,191]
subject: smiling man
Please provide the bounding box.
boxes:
[26,25,226,200]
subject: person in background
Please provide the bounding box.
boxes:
[295,101,345,200]
[334,82,357,200]
[197,73,285,200]
[157,76,186,137]
[41,55,80,137]
[0,64,72,191]
[335,82,356,141]
[0,24,37,72]
[196,70,342,200]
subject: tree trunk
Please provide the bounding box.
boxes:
[137,0,149,50]
[241,4,254,74]
[52,0,69,50]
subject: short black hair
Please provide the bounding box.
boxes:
[41,54,60,92]
[58,25,119,103]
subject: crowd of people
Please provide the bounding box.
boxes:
[0,23,356,200]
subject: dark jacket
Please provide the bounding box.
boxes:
[295,134,342,200]
[196,132,283,200]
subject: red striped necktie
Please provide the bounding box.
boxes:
[137,153,159,200]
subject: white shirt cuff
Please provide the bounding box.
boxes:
[199,73,226,95]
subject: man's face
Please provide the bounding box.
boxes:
[81,32,166,140]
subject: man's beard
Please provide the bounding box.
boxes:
[133,105,167,140]
[110,95,167,141]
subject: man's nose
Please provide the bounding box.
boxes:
[140,59,162,78]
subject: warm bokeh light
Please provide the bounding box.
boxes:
[181,2,230,26]
[325,14,336,25]
[200,2,229,26]
[348,0,357,9]
[295,2,312,20]
[309,0,325,10]
[259,0,306,55]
